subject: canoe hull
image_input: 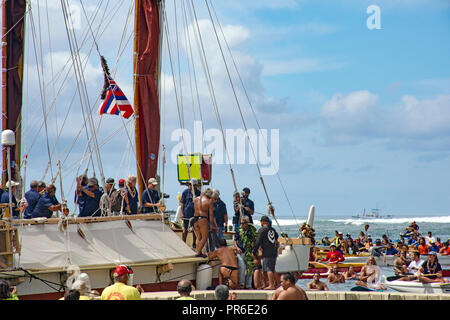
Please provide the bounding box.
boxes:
[385,280,450,294]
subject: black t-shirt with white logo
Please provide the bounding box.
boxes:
[253,226,279,258]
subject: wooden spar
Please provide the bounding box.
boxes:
[2,3,7,185]
[134,0,144,199]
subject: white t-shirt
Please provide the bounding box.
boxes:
[407,259,424,275]
[425,236,435,245]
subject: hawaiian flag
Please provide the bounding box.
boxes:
[98,75,134,119]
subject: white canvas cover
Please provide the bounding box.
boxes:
[16,219,195,270]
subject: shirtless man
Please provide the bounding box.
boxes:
[344,266,357,280]
[393,249,412,279]
[271,273,308,300]
[307,273,329,291]
[327,265,346,284]
[208,238,239,289]
[193,188,217,257]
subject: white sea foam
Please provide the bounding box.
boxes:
[228,216,450,227]
[329,216,450,226]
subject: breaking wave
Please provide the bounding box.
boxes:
[328,216,450,226]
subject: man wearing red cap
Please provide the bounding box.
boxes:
[101,265,143,300]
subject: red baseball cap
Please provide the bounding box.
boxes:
[113,265,133,277]
[118,179,125,186]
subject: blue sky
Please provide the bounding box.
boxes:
[199,0,450,217]
[12,0,450,218]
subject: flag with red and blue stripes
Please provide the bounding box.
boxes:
[98,76,134,119]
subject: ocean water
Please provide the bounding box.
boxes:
[241,214,450,243]
[231,214,450,292]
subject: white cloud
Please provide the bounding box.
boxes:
[319,91,450,148]
[393,95,450,138]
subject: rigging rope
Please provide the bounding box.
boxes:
[208,1,299,228]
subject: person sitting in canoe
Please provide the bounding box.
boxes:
[321,236,330,246]
[392,249,413,280]
[319,244,345,264]
[417,252,449,284]
[417,237,430,255]
[397,251,424,281]
[307,272,329,291]
[439,241,450,255]
[384,242,399,256]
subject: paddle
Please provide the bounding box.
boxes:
[309,261,332,271]
[387,273,440,282]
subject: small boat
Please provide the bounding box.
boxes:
[384,279,450,294]
[275,205,316,274]
[352,208,392,219]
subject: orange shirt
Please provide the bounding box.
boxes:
[418,244,429,255]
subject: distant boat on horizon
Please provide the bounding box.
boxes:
[352,208,393,219]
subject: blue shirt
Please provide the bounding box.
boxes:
[24,189,41,219]
[213,199,227,226]
[141,188,160,213]
[75,186,87,215]
[181,188,200,218]
[0,191,19,217]
[429,245,440,253]
[234,197,254,224]
[234,225,257,252]
[32,192,59,218]
[123,187,139,215]
[385,247,399,255]
[78,188,103,217]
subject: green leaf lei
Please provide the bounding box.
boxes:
[238,224,258,274]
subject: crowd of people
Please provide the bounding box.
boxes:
[317,222,450,259]
[2,178,449,301]
[175,178,291,293]
[306,221,450,290]
[0,174,163,219]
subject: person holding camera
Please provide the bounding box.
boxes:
[77,177,102,217]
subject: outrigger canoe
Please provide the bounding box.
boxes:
[384,279,450,294]
[300,261,365,279]
[315,247,450,267]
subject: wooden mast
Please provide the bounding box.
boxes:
[133,0,144,198]
[2,2,8,185]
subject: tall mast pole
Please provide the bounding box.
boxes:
[2,3,8,185]
[134,0,144,199]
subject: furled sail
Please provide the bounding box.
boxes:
[1,0,26,182]
[134,0,161,192]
